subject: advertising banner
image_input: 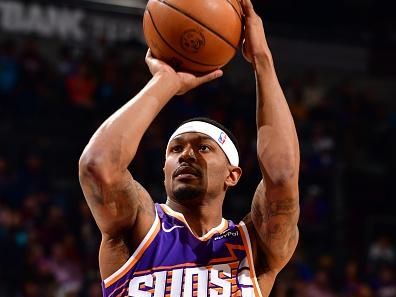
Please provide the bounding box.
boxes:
[0,0,146,44]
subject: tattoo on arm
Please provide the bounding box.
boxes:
[249,181,300,273]
[252,198,298,224]
[268,222,288,239]
[133,181,155,216]
[252,183,299,248]
[269,199,297,216]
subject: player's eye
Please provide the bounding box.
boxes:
[170,145,183,153]
[199,144,210,152]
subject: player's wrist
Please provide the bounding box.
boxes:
[252,52,274,72]
[152,71,181,94]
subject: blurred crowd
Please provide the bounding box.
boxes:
[0,37,395,297]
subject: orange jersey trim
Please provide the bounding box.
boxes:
[238,222,264,297]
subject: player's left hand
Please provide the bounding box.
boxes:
[240,0,272,67]
[145,49,223,95]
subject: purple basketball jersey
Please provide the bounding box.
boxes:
[102,203,263,297]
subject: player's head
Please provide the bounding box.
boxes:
[163,117,242,202]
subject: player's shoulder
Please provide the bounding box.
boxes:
[240,213,261,248]
[240,212,254,232]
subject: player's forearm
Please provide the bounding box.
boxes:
[254,55,300,186]
[79,72,179,181]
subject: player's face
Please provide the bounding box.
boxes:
[164,133,233,201]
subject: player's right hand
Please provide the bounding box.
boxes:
[145,49,223,95]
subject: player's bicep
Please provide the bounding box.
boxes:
[250,180,300,272]
[79,169,155,237]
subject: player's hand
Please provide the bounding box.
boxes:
[145,49,223,95]
[240,0,272,67]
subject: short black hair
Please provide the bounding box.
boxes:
[179,117,240,156]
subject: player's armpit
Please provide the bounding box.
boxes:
[250,180,300,273]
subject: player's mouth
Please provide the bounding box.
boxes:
[173,164,201,179]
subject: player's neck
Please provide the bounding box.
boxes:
[165,198,224,237]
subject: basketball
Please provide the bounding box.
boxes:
[143,0,243,74]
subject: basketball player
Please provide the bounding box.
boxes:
[79,0,300,295]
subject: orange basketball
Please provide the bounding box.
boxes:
[143,0,243,74]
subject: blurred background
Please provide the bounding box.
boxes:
[0,0,395,296]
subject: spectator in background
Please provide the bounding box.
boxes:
[304,269,337,297]
[95,50,123,111]
[15,152,49,201]
[45,241,83,297]
[66,62,97,109]
[78,201,101,280]
[56,46,75,79]
[302,71,325,110]
[274,247,314,297]
[341,260,373,297]
[17,39,48,114]
[299,184,331,257]
[368,234,396,274]
[372,266,396,297]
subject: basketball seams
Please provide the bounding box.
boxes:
[145,9,222,68]
[225,0,242,22]
[225,0,243,47]
[158,0,238,51]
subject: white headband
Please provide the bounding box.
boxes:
[167,121,239,166]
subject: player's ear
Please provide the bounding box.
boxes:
[225,166,242,187]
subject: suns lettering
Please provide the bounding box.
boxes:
[128,262,255,297]
[184,267,208,297]
[210,264,231,297]
[129,274,152,297]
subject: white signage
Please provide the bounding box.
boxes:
[0,1,145,43]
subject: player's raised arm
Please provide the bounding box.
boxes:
[78,50,222,279]
[241,0,300,277]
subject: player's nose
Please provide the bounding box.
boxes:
[179,145,196,162]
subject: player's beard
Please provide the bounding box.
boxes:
[173,184,204,201]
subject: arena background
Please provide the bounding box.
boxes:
[0,0,395,296]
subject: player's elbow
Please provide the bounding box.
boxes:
[260,155,298,187]
[271,169,296,187]
[79,152,116,186]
